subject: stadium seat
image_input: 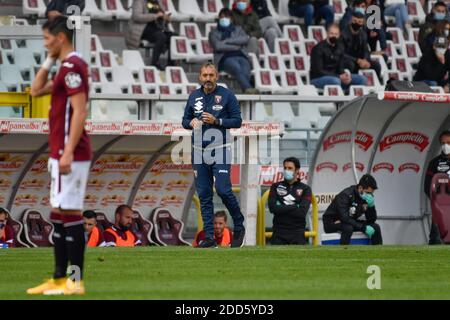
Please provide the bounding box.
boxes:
[370,54,389,84]
[202,0,224,21]
[21,209,54,247]
[153,101,185,119]
[407,27,420,42]
[323,85,344,96]
[92,50,119,68]
[91,34,104,52]
[391,57,413,81]
[1,39,18,51]
[90,86,139,120]
[137,66,163,86]
[165,66,190,93]
[122,49,146,75]
[109,66,137,87]
[358,69,381,88]
[407,0,426,24]
[404,41,421,65]
[278,0,302,23]
[349,85,370,97]
[90,66,112,83]
[195,38,214,62]
[254,69,287,94]
[264,54,286,75]
[280,70,304,93]
[290,54,310,82]
[331,0,348,21]
[263,0,288,23]
[298,104,321,127]
[159,0,192,21]
[248,52,261,70]
[170,36,197,62]
[93,211,114,232]
[258,38,271,58]
[430,173,450,243]
[100,0,131,20]
[283,25,305,53]
[205,22,217,37]
[307,26,326,43]
[0,50,11,65]
[0,65,29,90]
[386,27,405,49]
[179,0,212,21]
[83,0,113,20]
[430,86,445,94]
[297,85,319,96]
[149,208,191,246]
[179,22,202,42]
[275,38,297,59]
[132,210,157,246]
[303,39,317,56]
[22,0,46,17]
[6,212,29,247]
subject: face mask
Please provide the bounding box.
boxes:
[283,169,295,181]
[436,47,447,55]
[329,36,338,45]
[237,1,247,11]
[442,143,450,155]
[219,17,231,28]
[435,12,446,21]
[354,7,365,15]
[351,22,362,31]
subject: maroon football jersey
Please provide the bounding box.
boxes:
[49,52,91,161]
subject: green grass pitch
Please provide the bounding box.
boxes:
[0,246,449,300]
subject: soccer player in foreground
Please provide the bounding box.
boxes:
[27,16,92,295]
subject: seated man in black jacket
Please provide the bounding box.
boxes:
[414,35,450,92]
[310,24,367,91]
[268,157,312,245]
[341,11,381,82]
[323,174,382,245]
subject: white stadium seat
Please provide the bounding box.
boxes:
[202,0,224,21]
[100,0,131,20]
[22,0,46,17]
[83,0,113,20]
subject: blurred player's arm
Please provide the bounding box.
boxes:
[59,92,87,173]
[30,63,54,97]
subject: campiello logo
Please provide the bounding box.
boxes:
[379,132,429,152]
[323,131,373,151]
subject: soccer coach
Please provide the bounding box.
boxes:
[182,62,245,248]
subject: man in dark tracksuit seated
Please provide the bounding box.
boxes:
[268,157,312,245]
[182,62,245,248]
[323,174,382,245]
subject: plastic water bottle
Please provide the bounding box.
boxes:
[0,243,8,249]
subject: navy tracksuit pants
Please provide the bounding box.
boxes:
[192,146,245,239]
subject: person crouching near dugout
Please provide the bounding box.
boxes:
[268,157,312,245]
[323,174,382,245]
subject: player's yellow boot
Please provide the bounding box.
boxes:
[63,279,85,295]
[26,278,67,295]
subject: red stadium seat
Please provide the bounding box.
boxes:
[307,26,326,43]
[21,209,54,247]
[6,212,29,247]
[93,210,114,233]
[132,210,157,246]
[430,173,450,244]
[150,208,191,246]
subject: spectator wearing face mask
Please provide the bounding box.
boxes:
[231,0,261,56]
[310,24,367,91]
[340,0,388,59]
[419,1,448,53]
[268,157,312,245]
[424,130,450,245]
[413,36,450,92]
[341,11,382,82]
